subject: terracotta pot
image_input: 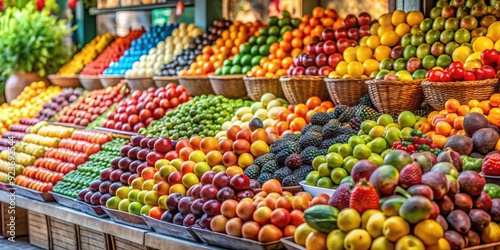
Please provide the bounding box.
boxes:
[5,72,48,103]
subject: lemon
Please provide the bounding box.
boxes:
[379,13,392,26]
[452,46,473,64]
[356,46,373,63]
[343,47,357,63]
[378,24,395,37]
[466,51,482,62]
[464,60,483,71]
[495,40,500,51]
[363,59,380,76]
[487,21,500,42]
[380,31,400,47]
[391,10,407,26]
[335,61,348,76]
[395,23,411,37]
[366,36,381,50]
[406,11,424,27]
[374,46,392,61]
[473,36,494,52]
[347,61,364,77]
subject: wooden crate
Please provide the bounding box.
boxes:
[78,225,110,250]
[48,217,79,250]
[28,210,50,249]
[1,202,28,238]
[110,236,149,250]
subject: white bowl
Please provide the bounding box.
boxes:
[299,181,335,197]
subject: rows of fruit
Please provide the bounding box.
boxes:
[1,1,500,250]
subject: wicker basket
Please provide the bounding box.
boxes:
[279,76,329,104]
[325,78,370,106]
[243,76,284,101]
[178,76,214,96]
[153,76,179,88]
[48,74,82,88]
[100,75,124,87]
[209,74,248,99]
[126,77,155,91]
[421,78,499,110]
[365,79,424,115]
[79,75,103,90]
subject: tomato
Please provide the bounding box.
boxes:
[440,72,453,82]
[473,68,485,80]
[463,71,476,81]
[450,61,463,69]
[480,49,499,66]
[482,65,496,79]
[429,70,443,82]
[450,66,464,80]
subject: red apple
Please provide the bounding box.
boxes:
[154,138,172,154]
[343,14,358,28]
[315,53,328,67]
[347,28,359,40]
[305,66,319,76]
[334,27,348,40]
[336,38,350,53]
[139,109,152,121]
[315,42,325,54]
[318,66,334,76]
[358,12,371,26]
[328,53,343,68]
[359,24,371,37]
[229,174,250,191]
[323,40,337,55]
[321,28,335,41]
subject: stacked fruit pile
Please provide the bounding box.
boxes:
[35,88,84,121]
[55,83,128,127]
[296,149,500,249]
[0,118,39,152]
[53,138,127,199]
[217,12,302,76]
[179,21,265,76]
[0,82,61,134]
[80,30,145,76]
[13,128,111,192]
[57,33,115,76]
[157,20,231,77]
[125,23,202,78]
[101,84,189,133]
[105,24,176,77]
[143,95,252,139]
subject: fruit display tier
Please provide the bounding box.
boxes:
[14,129,113,193]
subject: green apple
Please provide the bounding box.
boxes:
[316,177,334,188]
[370,137,388,154]
[377,114,394,126]
[383,127,403,146]
[118,198,131,212]
[398,111,417,128]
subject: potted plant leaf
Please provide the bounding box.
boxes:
[0,2,74,102]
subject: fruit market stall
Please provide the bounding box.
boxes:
[3,0,500,249]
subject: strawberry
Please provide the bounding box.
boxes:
[349,180,379,214]
[482,153,500,176]
[399,163,422,188]
[328,182,352,210]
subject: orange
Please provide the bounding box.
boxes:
[281,57,293,69]
[303,35,313,46]
[290,117,306,132]
[445,99,460,113]
[292,29,303,38]
[286,113,298,124]
[374,46,392,61]
[432,135,448,148]
[391,10,407,26]
[279,40,292,53]
[275,122,289,135]
[321,17,334,27]
[141,167,156,180]
[333,18,343,30]
[478,101,492,114]
[226,166,243,177]
[435,121,452,136]
[294,104,308,118]
[306,110,316,123]
[419,122,432,134]
[148,206,165,220]
[262,179,283,194]
[457,105,470,116]
[491,108,500,114]
[321,101,334,109]
[291,48,302,58]
[488,112,500,127]
[306,96,322,110]
[378,13,392,26]
[282,31,293,42]
[445,113,458,124]
[269,43,279,54]
[406,11,424,27]
[313,106,327,112]
[453,116,465,130]
[291,37,303,49]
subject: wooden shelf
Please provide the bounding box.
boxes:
[89,0,194,15]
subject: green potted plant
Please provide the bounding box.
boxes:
[0,1,73,102]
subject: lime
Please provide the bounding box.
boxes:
[337,144,353,158]
[268,16,279,26]
[230,65,242,75]
[436,54,452,67]
[221,66,231,75]
[232,54,242,66]
[278,17,291,27]
[317,177,334,188]
[250,55,263,66]
[422,55,436,70]
[318,163,331,177]
[248,37,257,45]
[251,45,260,56]
[326,152,344,168]
[223,59,232,67]
[266,36,278,46]
[331,167,348,185]
[241,54,252,66]
[256,36,267,45]
[259,28,268,36]
[306,171,320,185]
[240,43,251,54]
[291,18,301,28]
[241,65,252,74]
[259,45,270,56]
[348,136,365,148]
[214,68,223,75]
[343,158,359,174]
[312,155,327,170]
[353,144,372,160]
[412,69,427,79]
[329,143,342,153]
[280,25,293,35]
[269,26,280,36]
[379,59,394,70]
[368,154,384,166]
[369,137,388,154]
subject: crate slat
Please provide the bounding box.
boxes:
[27,210,49,249]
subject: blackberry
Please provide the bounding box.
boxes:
[299,132,322,149]
[257,173,273,185]
[293,165,314,181]
[244,165,260,179]
[261,161,278,174]
[338,107,357,122]
[283,133,301,142]
[349,117,363,131]
[282,175,299,186]
[300,146,322,165]
[253,153,276,167]
[332,105,349,119]
[310,112,330,126]
[273,167,292,182]
[284,153,302,170]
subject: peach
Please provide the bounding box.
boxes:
[237,153,254,169]
[236,129,252,141]
[242,221,261,241]
[225,166,243,177]
[189,136,202,150]
[168,183,186,195]
[218,139,234,153]
[253,206,272,225]
[200,137,219,154]
[226,217,243,237]
[258,224,283,243]
[179,147,194,161]
[291,196,309,211]
[311,193,330,206]
[210,215,228,233]
[250,128,269,143]
[180,161,195,175]
[227,126,242,141]
[262,179,282,194]
[254,191,268,199]
[250,140,270,157]
[153,172,162,183]
[283,225,296,237]
[305,231,327,250]
[205,151,223,167]
[236,200,255,221]
[290,210,304,226]
[153,181,171,196]
[296,192,313,201]
[222,151,238,167]
[232,139,250,155]
[270,208,291,228]
[275,196,293,211]
[221,199,238,218]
